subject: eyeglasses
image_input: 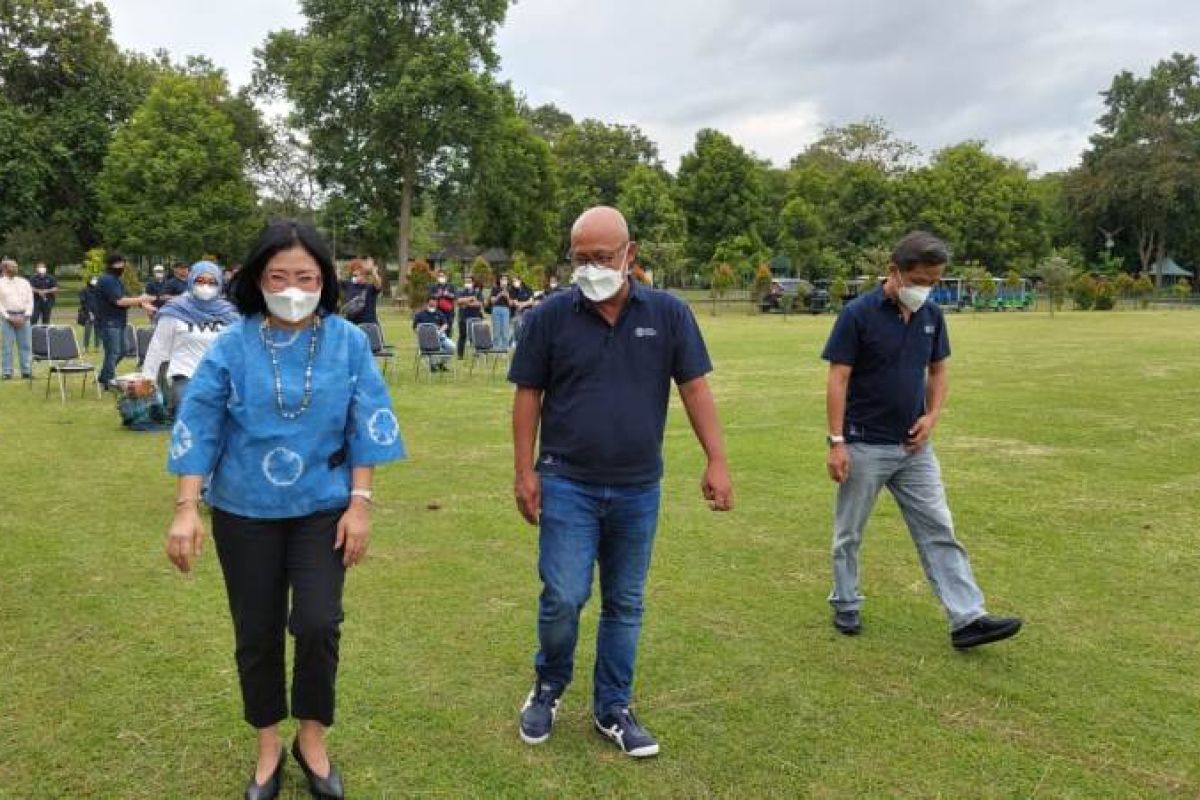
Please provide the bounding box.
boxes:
[567,243,631,269]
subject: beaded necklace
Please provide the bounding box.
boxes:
[260,314,321,419]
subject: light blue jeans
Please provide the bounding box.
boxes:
[829,443,986,631]
[491,306,511,350]
[1,317,32,377]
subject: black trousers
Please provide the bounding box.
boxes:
[32,301,53,325]
[457,314,480,358]
[212,507,347,728]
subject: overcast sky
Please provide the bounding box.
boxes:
[104,0,1200,173]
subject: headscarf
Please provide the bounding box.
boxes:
[157,261,240,326]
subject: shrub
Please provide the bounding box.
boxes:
[1173,279,1193,300]
[405,258,434,310]
[1094,279,1116,310]
[1072,274,1098,310]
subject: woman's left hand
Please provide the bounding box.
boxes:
[336,499,371,567]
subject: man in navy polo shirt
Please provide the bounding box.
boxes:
[822,231,1021,650]
[509,206,733,758]
[95,254,151,390]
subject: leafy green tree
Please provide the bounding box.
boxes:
[1133,274,1154,308]
[518,100,574,145]
[709,262,736,316]
[617,163,686,276]
[1038,254,1074,315]
[676,128,766,265]
[711,233,767,283]
[553,119,660,249]
[805,117,919,176]
[1072,274,1098,310]
[777,196,825,277]
[404,258,434,310]
[0,0,160,248]
[1068,54,1200,284]
[80,247,106,283]
[897,142,1049,272]
[257,0,511,282]
[97,73,259,260]
[469,97,558,260]
[960,264,995,310]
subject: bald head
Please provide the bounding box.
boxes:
[571,206,629,244]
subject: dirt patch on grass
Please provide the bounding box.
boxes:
[941,436,1057,457]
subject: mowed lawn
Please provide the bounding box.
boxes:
[0,306,1197,799]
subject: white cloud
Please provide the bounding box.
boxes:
[102,0,1200,173]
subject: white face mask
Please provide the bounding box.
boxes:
[573,264,626,303]
[192,284,219,302]
[437,277,447,284]
[896,275,932,312]
[264,286,321,323]
[36,267,47,275]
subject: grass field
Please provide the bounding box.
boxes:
[1,306,1197,798]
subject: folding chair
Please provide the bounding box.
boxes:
[135,326,154,367]
[413,322,455,380]
[467,320,509,379]
[123,323,138,359]
[44,326,98,402]
[358,322,395,378]
[28,324,50,388]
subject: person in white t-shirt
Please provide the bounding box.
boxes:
[142,261,239,414]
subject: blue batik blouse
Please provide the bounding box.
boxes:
[167,313,405,518]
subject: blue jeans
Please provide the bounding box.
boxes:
[535,475,661,714]
[1,317,32,376]
[830,443,987,631]
[98,325,125,386]
[492,306,511,350]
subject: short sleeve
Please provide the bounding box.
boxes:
[931,315,951,363]
[507,305,550,388]
[346,332,406,467]
[670,300,713,384]
[167,340,231,477]
[821,308,860,365]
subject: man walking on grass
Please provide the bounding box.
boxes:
[509,206,734,757]
[822,231,1022,649]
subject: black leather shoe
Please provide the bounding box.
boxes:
[292,738,345,799]
[833,609,862,635]
[244,748,284,800]
[952,615,1022,650]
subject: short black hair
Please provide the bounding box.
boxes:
[105,254,126,269]
[891,231,950,271]
[232,219,340,317]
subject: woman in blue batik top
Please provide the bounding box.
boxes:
[164,220,405,800]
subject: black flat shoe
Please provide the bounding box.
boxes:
[952,615,1023,650]
[833,609,862,635]
[292,738,345,799]
[244,748,285,800]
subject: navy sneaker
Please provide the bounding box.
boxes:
[593,706,659,758]
[952,615,1023,650]
[519,680,562,745]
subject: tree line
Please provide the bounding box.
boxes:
[2,0,1198,295]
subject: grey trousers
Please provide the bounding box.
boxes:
[829,443,986,631]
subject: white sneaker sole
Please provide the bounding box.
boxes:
[519,692,560,746]
[593,720,660,758]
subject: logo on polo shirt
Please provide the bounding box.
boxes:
[924,324,935,335]
[634,327,657,338]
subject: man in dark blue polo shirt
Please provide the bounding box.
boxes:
[95,254,150,390]
[509,206,733,758]
[821,231,1021,650]
[29,262,59,324]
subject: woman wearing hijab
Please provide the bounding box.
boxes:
[164,221,406,800]
[141,261,239,415]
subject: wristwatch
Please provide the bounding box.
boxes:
[826,434,846,448]
[349,488,374,504]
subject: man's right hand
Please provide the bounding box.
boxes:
[514,469,542,525]
[827,444,851,484]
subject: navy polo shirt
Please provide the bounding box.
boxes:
[508,281,713,486]
[95,272,128,328]
[821,287,950,445]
